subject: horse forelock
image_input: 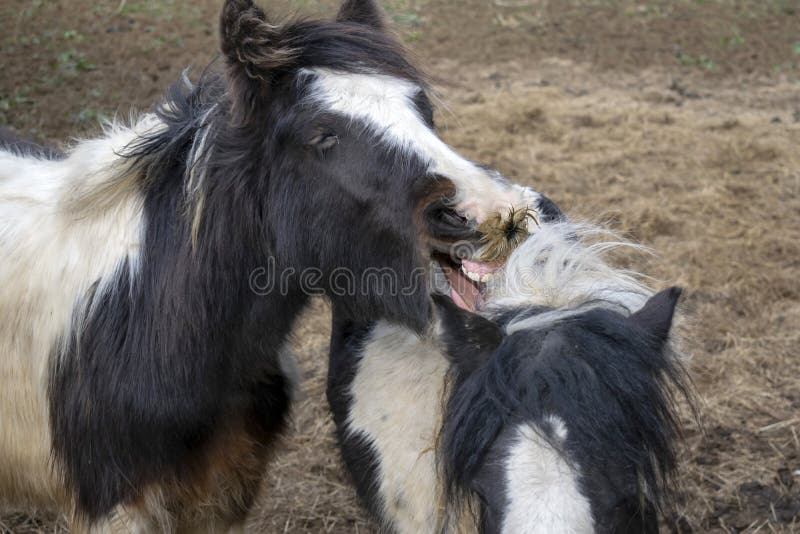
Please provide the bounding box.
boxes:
[440,303,691,531]
[486,220,654,317]
[117,38,425,250]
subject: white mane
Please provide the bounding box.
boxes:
[485,221,653,331]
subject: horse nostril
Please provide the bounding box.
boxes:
[438,206,469,228]
[424,200,481,244]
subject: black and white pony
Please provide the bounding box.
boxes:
[328,200,692,533]
[0,0,537,530]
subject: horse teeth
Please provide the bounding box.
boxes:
[461,264,496,284]
[461,265,482,282]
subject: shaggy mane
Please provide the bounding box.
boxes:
[0,127,64,160]
[487,220,654,316]
[439,220,695,527]
[118,14,428,247]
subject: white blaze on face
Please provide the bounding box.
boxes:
[502,418,594,534]
[306,68,538,223]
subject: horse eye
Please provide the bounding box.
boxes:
[308,133,339,151]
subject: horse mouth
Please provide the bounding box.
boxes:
[433,253,501,312]
[420,195,532,313]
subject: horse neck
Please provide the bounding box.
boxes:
[120,105,311,358]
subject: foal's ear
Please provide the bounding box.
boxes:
[336,0,386,31]
[220,0,297,82]
[629,287,682,343]
[433,294,504,373]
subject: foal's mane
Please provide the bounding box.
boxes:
[438,221,694,526]
[441,309,693,520]
[487,220,654,317]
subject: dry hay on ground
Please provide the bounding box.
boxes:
[245,61,800,534]
[1,0,799,532]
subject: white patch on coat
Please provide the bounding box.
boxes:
[346,321,448,534]
[305,69,538,223]
[502,419,594,534]
[0,118,152,508]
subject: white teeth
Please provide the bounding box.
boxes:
[461,265,495,283]
[461,265,481,282]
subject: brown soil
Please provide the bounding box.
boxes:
[1,1,799,533]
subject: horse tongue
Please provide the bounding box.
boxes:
[446,267,479,312]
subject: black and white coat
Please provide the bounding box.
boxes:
[328,204,690,534]
[0,0,537,531]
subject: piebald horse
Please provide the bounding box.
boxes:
[328,201,692,533]
[0,0,535,530]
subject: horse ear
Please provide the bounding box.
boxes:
[336,0,386,31]
[629,287,682,343]
[433,294,504,373]
[219,0,297,82]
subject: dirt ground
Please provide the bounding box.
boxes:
[1,0,799,532]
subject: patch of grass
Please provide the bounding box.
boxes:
[0,91,34,124]
[677,53,717,71]
[117,0,176,18]
[723,28,745,48]
[772,60,799,73]
[380,0,428,41]
[146,33,184,51]
[624,3,674,18]
[774,0,796,15]
[391,11,421,26]
[89,0,201,21]
[75,108,110,125]
[56,49,95,75]
[62,29,85,42]
[0,91,33,111]
[0,94,33,111]
[121,0,201,23]
[15,34,41,46]
[21,0,45,20]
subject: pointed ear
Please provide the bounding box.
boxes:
[629,287,682,343]
[219,0,297,82]
[433,294,504,374]
[336,0,386,31]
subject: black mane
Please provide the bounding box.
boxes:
[126,19,422,161]
[277,19,425,83]
[48,5,438,520]
[123,5,427,184]
[0,126,64,160]
[440,299,693,521]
